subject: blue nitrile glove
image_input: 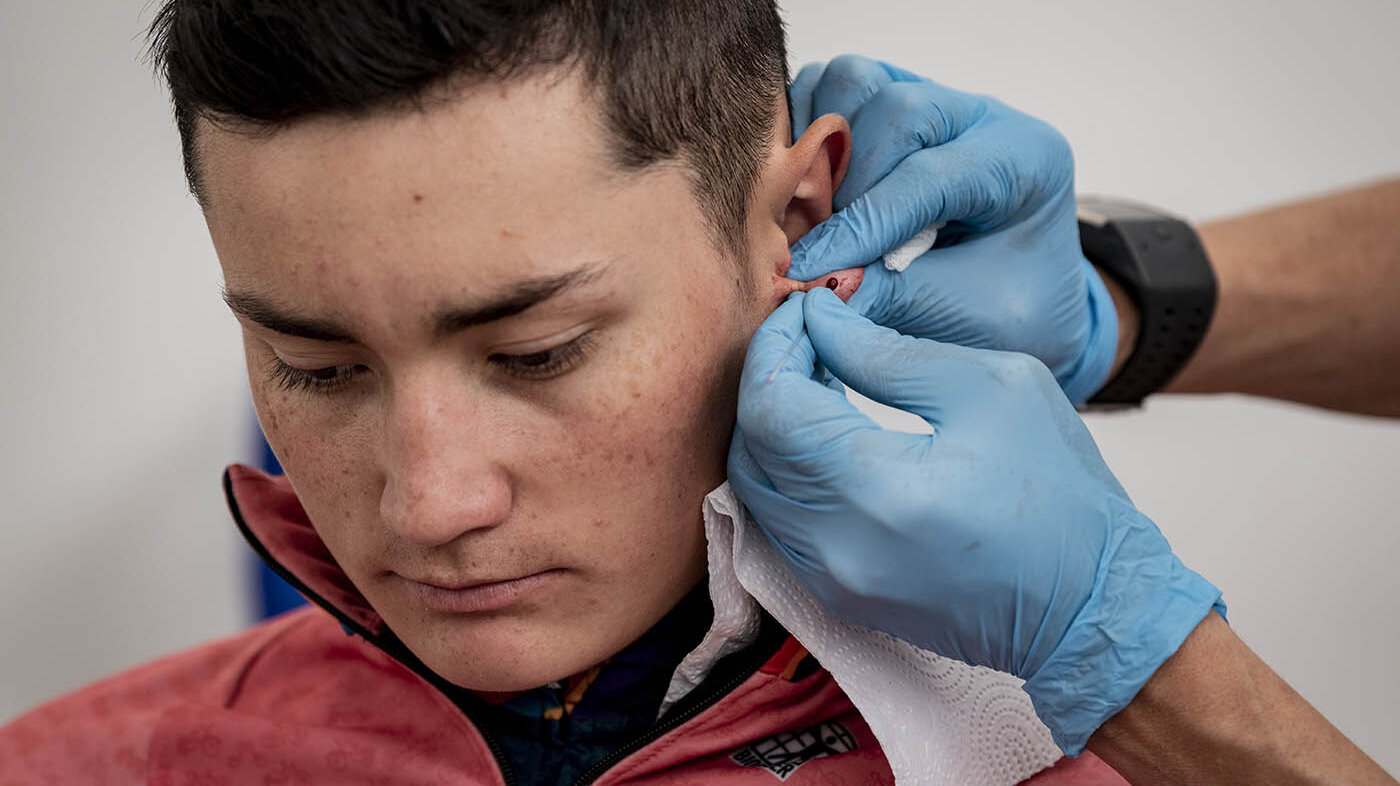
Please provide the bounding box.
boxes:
[788,56,1118,405]
[728,289,1223,754]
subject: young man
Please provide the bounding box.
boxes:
[0,1,1125,783]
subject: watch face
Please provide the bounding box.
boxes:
[1077,205,1112,228]
[1077,195,1181,224]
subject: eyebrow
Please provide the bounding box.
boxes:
[222,264,605,343]
[430,265,604,338]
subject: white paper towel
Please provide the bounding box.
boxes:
[669,482,1063,786]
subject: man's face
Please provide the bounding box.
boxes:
[201,74,800,690]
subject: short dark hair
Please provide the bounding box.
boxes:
[147,0,789,261]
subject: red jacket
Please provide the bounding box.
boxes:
[0,466,1127,784]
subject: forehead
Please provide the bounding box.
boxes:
[197,72,709,316]
[198,71,621,228]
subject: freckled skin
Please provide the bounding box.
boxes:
[201,71,849,692]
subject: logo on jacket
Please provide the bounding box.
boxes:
[730,721,858,781]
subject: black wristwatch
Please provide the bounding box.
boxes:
[1078,196,1217,407]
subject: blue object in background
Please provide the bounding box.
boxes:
[253,433,308,619]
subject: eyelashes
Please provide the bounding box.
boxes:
[267,357,362,395]
[266,332,596,395]
[486,332,593,380]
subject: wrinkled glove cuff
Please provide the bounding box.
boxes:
[1022,498,1225,755]
[1059,258,1120,407]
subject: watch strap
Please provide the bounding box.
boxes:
[1079,197,1217,406]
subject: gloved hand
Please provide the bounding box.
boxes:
[788,56,1118,405]
[728,288,1223,753]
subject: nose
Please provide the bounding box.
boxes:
[379,380,512,548]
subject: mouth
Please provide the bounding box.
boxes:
[402,569,564,614]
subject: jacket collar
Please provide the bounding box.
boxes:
[223,464,387,638]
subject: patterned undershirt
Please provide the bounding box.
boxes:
[469,583,715,786]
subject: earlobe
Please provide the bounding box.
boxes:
[780,113,851,246]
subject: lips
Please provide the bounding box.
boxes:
[402,569,563,614]
[411,574,523,592]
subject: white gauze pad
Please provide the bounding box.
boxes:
[884,222,944,272]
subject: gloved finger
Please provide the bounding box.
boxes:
[726,425,771,494]
[868,59,926,84]
[794,57,930,142]
[817,364,846,395]
[741,292,817,387]
[843,236,1019,348]
[835,80,988,211]
[737,301,888,488]
[812,53,929,89]
[736,388,929,545]
[726,427,830,571]
[845,226,1115,403]
[788,130,1031,280]
[840,261,900,327]
[807,54,900,134]
[789,62,827,140]
[803,286,988,427]
[739,294,852,448]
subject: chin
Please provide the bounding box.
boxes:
[436,662,570,693]
[407,614,635,693]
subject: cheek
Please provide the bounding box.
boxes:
[245,347,378,553]
[556,336,733,490]
[249,372,336,476]
[529,301,742,560]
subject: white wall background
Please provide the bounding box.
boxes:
[1,0,1396,773]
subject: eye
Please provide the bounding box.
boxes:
[266,357,365,394]
[489,333,594,380]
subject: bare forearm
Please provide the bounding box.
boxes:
[1087,612,1395,785]
[1164,178,1400,416]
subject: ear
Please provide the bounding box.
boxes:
[779,113,851,246]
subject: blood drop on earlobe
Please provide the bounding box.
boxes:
[772,267,864,303]
[806,268,863,302]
